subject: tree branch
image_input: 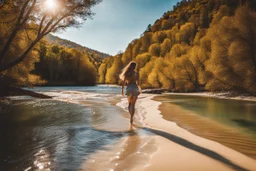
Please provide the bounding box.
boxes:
[23,26,32,41]
[37,15,46,37]
[0,0,32,63]
[0,36,42,72]
[20,0,37,26]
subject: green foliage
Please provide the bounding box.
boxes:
[34,44,97,85]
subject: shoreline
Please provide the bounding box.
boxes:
[3,88,256,170]
[153,95,256,159]
[164,92,256,102]
[120,94,256,171]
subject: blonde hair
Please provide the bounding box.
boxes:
[119,61,137,81]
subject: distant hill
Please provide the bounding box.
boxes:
[45,34,110,62]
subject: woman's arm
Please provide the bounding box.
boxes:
[122,78,126,96]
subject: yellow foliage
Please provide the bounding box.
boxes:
[160,38,172,57]
[149,43,161,56]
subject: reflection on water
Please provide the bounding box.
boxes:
[33,148,52,170]
[155,95,256,159]
[82,125,157,171]
[157,95,256,138]
[0,86,152,171]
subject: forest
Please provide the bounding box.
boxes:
[0,0,104,92]
[34,42,99,86]
[99,0,256,95]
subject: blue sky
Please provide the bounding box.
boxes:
[55,0,179,55]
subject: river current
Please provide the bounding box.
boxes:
[1,86,256,170]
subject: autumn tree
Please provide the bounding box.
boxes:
[151,31,167,44]
[140,32,152,53]
[132,40,141,59]
[135,52,151,70]
[174,55,199,91]
[160,38,172,57]
[148,43,161,57]
[200,6,209,28]
[122,43,133,64]
[206,6,256,94]
[105,56,122,84]
[190,45,211,86]
[0,0,102,73]
[180,22,196,45]
[98,63,107,84]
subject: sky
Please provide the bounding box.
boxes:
[55,0,180,55]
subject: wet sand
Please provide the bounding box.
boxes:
[82,94,256,171]
[136,95,256,171]
[154,95,256,159]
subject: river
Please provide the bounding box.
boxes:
[1,86,256,170]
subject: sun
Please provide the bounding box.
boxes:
[45,0,56,10]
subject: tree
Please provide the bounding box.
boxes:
[149,43,161,56]
[200,6,209,28]
[144,24,152,33]
[122,43,133,65]
[160,38,172,57]
[161,19,174,30]
[180,22,196,44]
[98,63,107,84]
[105,56,122,84]
[211,5,232,25]
[174,55,199,91]
[135,52,151,70]
[190,45,211,86]
[0,0,102,72]
[139,58,156,88]
[132,40,141,59]
[206,6,256,94]
[167,43,190,60]
[151,31,167,44]
[140,32,152,53]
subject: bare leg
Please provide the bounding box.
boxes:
[127,96,132,113]
[130,96,138,124]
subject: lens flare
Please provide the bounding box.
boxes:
[45,0,56,10]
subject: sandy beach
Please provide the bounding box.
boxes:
[154,95,256,159]
[3,88,256,171]
[114,94,256,171]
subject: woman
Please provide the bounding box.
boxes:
[120,61,142,124]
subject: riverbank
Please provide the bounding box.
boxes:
[2,86,256,170]
[116,94,256,171]
[165,91,256,102]
[154,95,256,159]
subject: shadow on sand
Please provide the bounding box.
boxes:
[95,124,249,171]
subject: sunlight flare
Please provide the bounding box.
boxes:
[45,0,56,10]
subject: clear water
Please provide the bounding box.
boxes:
[156,95,256,140]
[0,85,151,171]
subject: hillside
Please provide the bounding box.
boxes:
[45,34,110,62]
[98,0,256,95]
